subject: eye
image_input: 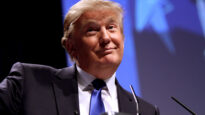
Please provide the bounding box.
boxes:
[86,26,100,32]
[87,27,95,32]
[108,25,114,29]
[107,24,117,32]
[85,27,98,36]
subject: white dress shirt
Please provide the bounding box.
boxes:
[76,65,119,115]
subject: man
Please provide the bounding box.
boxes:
[0,0,159,115]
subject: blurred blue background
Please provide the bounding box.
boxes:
[62,0,205,115]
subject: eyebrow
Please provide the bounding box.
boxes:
[106,17,118,24]
[80,16,119,30]
[82,20,99,28]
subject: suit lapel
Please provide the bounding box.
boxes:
[51,66,138,115]
[52,65,80,115]
[116,80,137,114]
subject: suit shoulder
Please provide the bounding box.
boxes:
[8,62,60,78]
[11,62,58,72]
[116,82,159,114]
[14,62,57,69]
[137,97,159,115]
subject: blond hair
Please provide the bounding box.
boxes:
[61,0,124,49]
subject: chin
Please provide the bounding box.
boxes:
[99,56,121,66]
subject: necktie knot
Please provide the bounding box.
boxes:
[92,79,106,90]
[90,79,106,115]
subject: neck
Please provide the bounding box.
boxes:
[78,63,118,80]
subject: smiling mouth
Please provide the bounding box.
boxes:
[97,47,116,55]
[104,47,116,50]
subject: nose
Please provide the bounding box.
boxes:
[99,27,110,46]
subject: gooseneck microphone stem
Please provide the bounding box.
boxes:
[129,85,139,115]
[171,96,196,115]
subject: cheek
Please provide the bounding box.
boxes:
[111,33,124,47]
[86,36,100,46]
[77,37,99,53]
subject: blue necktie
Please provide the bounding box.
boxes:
[89,79,106,115]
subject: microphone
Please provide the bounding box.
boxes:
[129,85,140,115]
[171,96,196,115]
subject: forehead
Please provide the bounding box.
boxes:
[76,10,119,27]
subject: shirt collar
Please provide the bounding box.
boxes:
[76,65,95,91]
[104,72,117,99]
[76,65,117,99]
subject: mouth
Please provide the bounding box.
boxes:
[104,47,116,50]
[97,47,117,55]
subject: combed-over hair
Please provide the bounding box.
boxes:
[61,0,124,50]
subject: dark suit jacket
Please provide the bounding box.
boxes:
[0,62,159,115]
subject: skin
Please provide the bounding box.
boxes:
[66,9,124,80]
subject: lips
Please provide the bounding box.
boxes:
[96,47,117,55]
[104,47,116,50]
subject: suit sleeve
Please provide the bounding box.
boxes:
[0,62,24,115]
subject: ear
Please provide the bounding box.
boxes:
[65,38,77,59]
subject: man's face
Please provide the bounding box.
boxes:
[70,10,124,73]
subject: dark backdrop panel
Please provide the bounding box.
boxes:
[132,0,205,114]
[134,30,205,115]
[0,0,66,81]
